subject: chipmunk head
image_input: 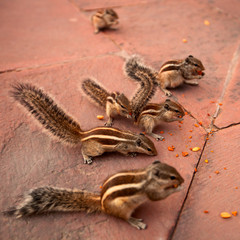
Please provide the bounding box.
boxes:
[181,55,205,79]
[110,92,132,119]
[161,99,185,122]
[104,8,119,19]
[134,133,157,156]
[145,160,184,201]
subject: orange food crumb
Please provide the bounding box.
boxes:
[204,20,210,26]
[224,167,227,170]
[206,137,209,140]
[189,147,192,151]
[204,210,209,213]
[235,187,238,189]
[189,136,192,139]
[199,122,203,126]
[182,152,189,157]
[99,185,103,189]
[209,176,212,178]
[207,113,210,116]
[160,131,164,134]
[194,124,199,127]
[176,154,179,157]
[215,170,220,174]
[210,101,216,103]
[169,133,173,136]
[185,112,188,115]
[232,211,237,216]
[194,168,197,172]
[182,38,187,43]
[189,130,193,132]
[179,121,183,124]
[219,103,223,106]
[97,115,104,120]
[162,139,165,141]
[168,146,175,151]
[179,125,182,128]
[220,212,232,219]
[205,159,208,163]
[211,150,214,153]
[192,147,201,152]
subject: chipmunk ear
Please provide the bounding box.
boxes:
[153,160,161,164]
[136,139,141,146]
[164,103,170,110]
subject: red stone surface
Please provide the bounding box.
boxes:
[0,0,240,239]
[172,125,240,240]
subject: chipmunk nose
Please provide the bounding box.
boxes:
[201,72,205,76]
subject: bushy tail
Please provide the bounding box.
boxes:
[11,83,82,144]
[124,56,157,121]
[4,187,102,218]
[81,78,111,108]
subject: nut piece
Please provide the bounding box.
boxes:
[192,147,201,152]
[220,212,232,219]
[182,152,189,157]
[97,115,104,120]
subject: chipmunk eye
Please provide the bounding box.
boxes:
[147,148,152,152]
[170,176,176,180]
[194,64,199,67]
[120,104,126,109]
[175,109,180,113]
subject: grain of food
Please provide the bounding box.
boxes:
[220,212,231,219]
[192,147,201,152]
[97,115,104,120]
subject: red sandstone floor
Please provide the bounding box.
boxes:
[0,0,240,239]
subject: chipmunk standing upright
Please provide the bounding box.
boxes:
[156,55,205,96]
[91,8,119,34]
[4,161,184,230]
[11,83,157,164]
[82,79,132,127]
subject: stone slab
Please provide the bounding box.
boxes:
[172,125,240,240]
[0,0,118,72]
[0,55,206,240]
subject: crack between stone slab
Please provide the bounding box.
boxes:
[69,0,157,12]
[211,43,240,126]
[213,121,240,131]
[0,52,122,75]
[168,135,208,240]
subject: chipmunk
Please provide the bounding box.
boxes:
[156,55,205,96]
[4,161,184,230]
[81,79,132,127]
[81,56,157,127]
[91,8,119,34]
[11,83,157,164]
[135,99,185,141]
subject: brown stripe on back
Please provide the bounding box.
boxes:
[143,103,163,111]
[102,187,142,202]
[160,65,180,73]
[101,174,146,197]
[160,59,182,68]
[83,127,134,139]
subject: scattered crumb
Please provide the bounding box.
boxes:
[199,121,203,126]
[192,147,201,152]
[207,113,210,116]
[224,167,227,170]
[194,168,197,172]
[168,146,175,151]
[204,210,209,213]
[189,136,192,139]
[194,124,199,127]
[215,170,220,174]
[210,101,216,103]
[232,211,237,216]
[97,115,104,120]
[160,131,164,134]
[176,154,179,157]
[189,130,193,132]
[182,38,187,43]
[219,103,223,106]
[220,212,231,219]
[204,20,210,26]
[205,159,208,163]
[99,185,103,189]
[182,152,189,157]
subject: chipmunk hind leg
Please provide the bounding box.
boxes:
[139,116,164,141]
[81,140,106,164]
[103,196,147,230]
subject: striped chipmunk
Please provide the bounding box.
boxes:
[82,56,185,141]
[91,8,119,34]
[156,55,205,96]
[11,83,157,164]
[4,161,184,230]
